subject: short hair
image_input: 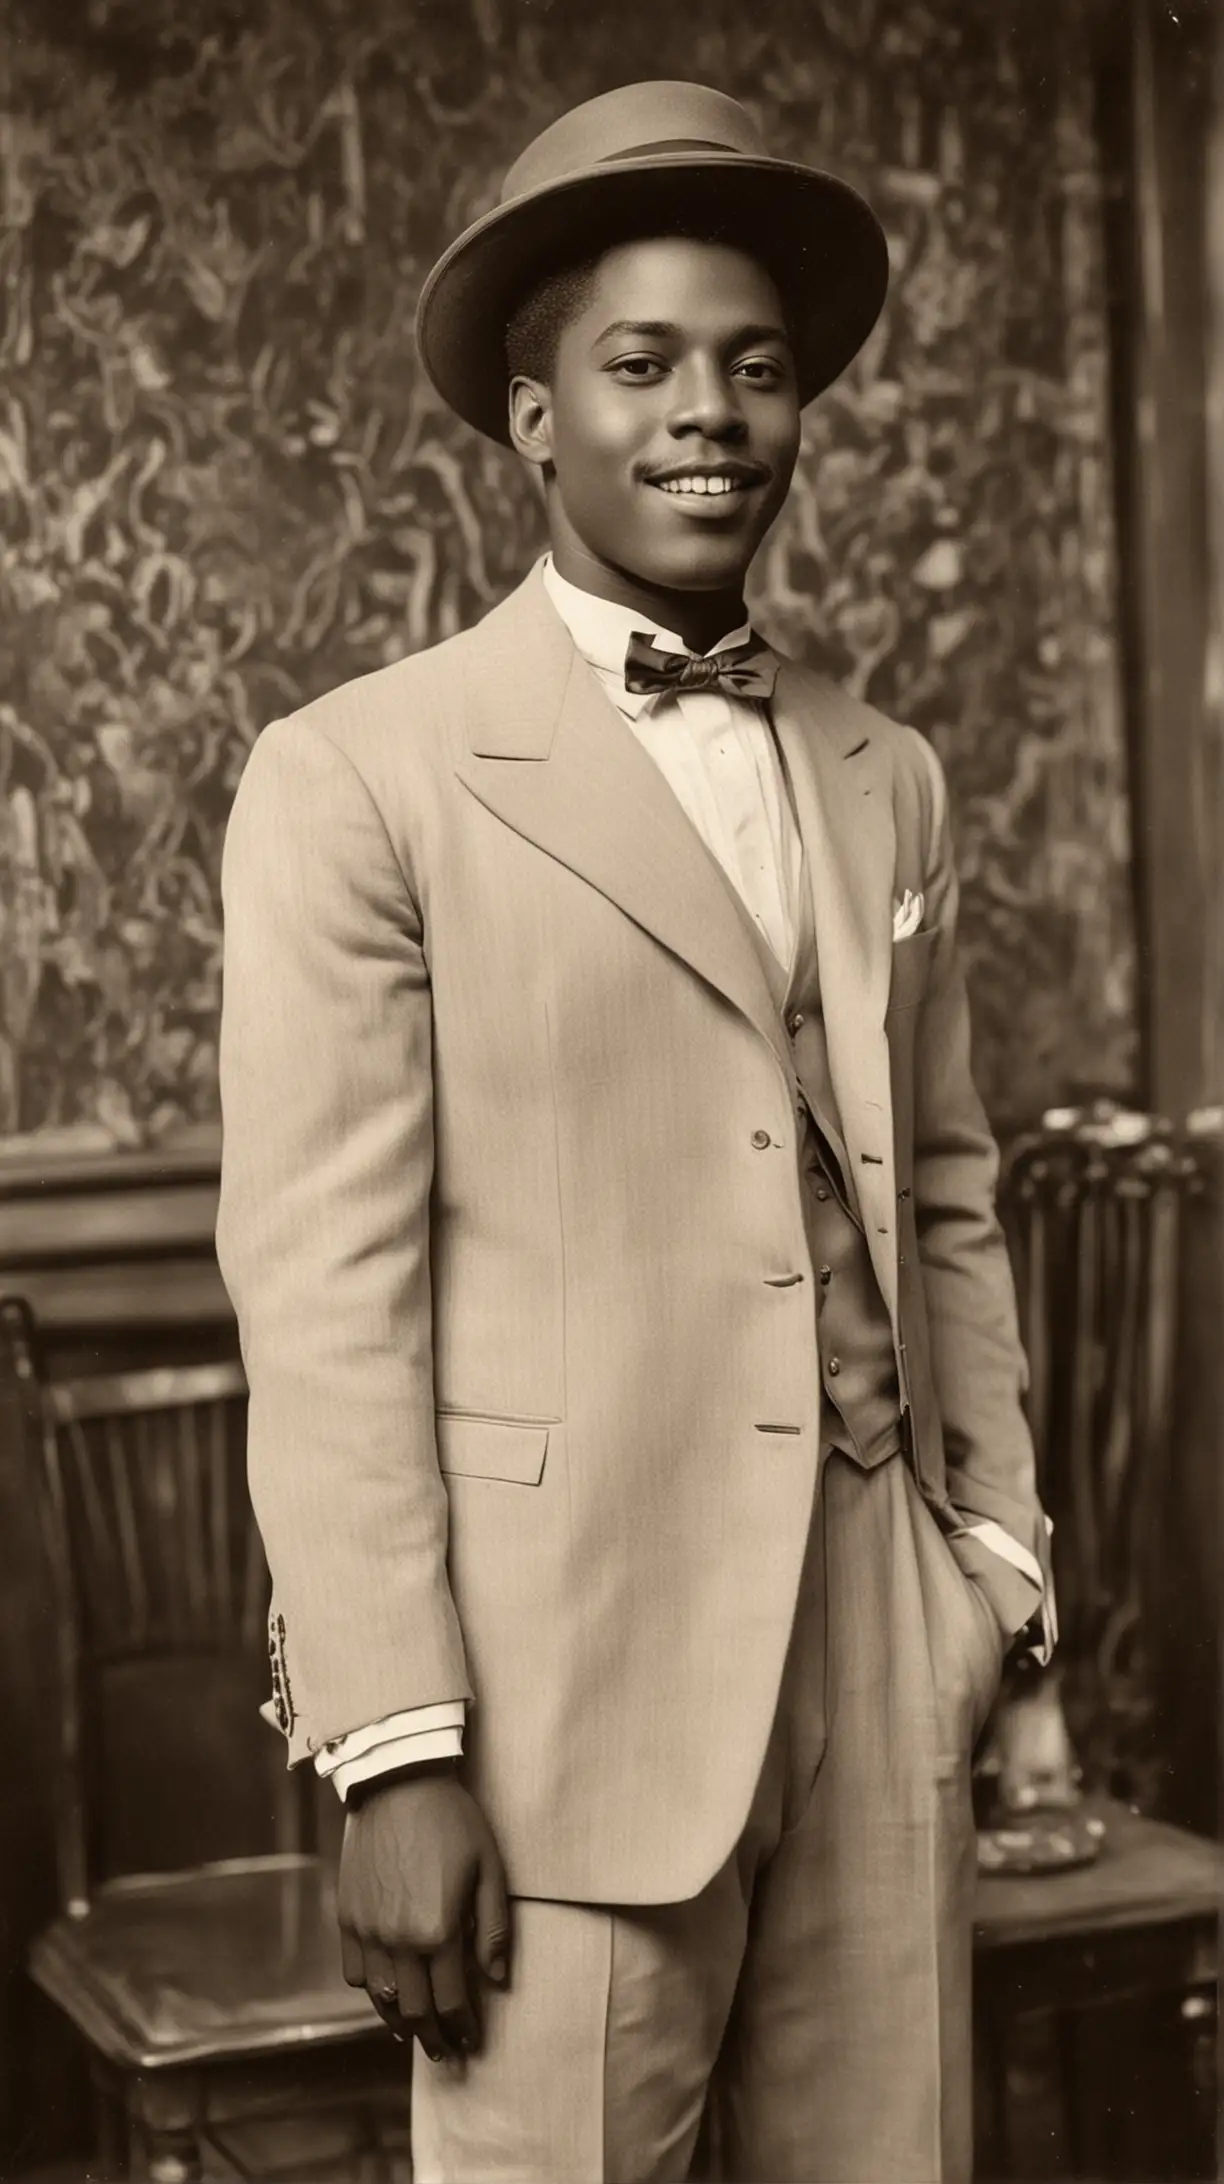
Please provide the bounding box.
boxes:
[505,254,602,385]
[503,228,794,389]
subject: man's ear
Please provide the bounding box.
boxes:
[508,376,554,472]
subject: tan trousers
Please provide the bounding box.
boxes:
[412,1450,1003,2184]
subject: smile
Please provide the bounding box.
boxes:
[651,474,753,498]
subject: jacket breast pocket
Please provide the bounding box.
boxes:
[887,928,938,1013]
[435,1412,551,1485]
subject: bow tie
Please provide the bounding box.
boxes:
[623,630,777,703]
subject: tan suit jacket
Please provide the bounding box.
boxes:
[215,563,1050,1905]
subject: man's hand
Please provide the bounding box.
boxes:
[337,1763,510,2061]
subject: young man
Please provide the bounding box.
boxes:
[216,81,1054,2184]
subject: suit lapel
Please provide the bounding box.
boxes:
[454,568,791,1079]
[771,662,900,1318]
[453,573,903,1315]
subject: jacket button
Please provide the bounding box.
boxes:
[827,1356,841,1376]
[751,1128,771,1149]
[819,1265,832,1285]
[787,1012,805,1035]
[898,1185,911,1199]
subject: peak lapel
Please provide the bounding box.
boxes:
[454,570,790,1077]
[771,662,900,1317]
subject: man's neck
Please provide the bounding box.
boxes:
[550,539,748,656]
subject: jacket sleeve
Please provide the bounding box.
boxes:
[908,734,1055,1603]
[215,715,472,1765]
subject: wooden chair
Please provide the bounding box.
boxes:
[1004,1109,1198,1806]
[970,1108,1221,2180]
[0,1295,403,2184]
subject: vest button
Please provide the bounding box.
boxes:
[819,1265,832,1285]
[827,1356,841,1376]
[814,1185,830,1201]
[787,1012,805,1035]
[751,1128,771,1149]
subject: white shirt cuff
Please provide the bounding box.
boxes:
[964,1518,1042,1589]
[310,1702,468,1800]
[965,1516,1059,1662]
[329,1725,465,1800]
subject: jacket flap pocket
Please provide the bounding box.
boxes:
[436,1413,549,1485]
[887,927,938,1012]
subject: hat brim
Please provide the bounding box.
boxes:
[415,152,889,444]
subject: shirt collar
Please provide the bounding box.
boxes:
[541,554,754,717]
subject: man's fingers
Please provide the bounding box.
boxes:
[369,1985,447,2064]
[473,1850,511,1984]
[369,1989,414,2046]
[362,1942,405,2024]
[340,1928,365,1988]
[391,1946,435,2026]
[429,1932,480,2054]
[365,1941,449,2061]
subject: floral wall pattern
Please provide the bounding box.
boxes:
[0,0,1136,1152]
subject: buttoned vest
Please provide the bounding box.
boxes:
[725,785,903,1471]
[786,860,903,1467]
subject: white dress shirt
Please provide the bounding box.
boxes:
[317,558,1050,1800]
[541,559,806,969]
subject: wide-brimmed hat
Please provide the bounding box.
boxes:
[415,80,889,445]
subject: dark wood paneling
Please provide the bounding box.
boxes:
[0,1137,230,1341]
[1095,0,1220,1120]
[1089,0,1224,1853]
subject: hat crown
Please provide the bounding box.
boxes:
[416,79,889,444]
[502,81,767,203]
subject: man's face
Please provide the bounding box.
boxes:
[515,236,801,598]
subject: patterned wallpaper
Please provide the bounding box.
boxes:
[0,0,1135,1154]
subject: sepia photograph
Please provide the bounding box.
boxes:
[0,2,1220,2180]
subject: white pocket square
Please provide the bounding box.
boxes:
[892,890,924,941]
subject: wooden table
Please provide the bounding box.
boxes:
[973,1799,1221,2179]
